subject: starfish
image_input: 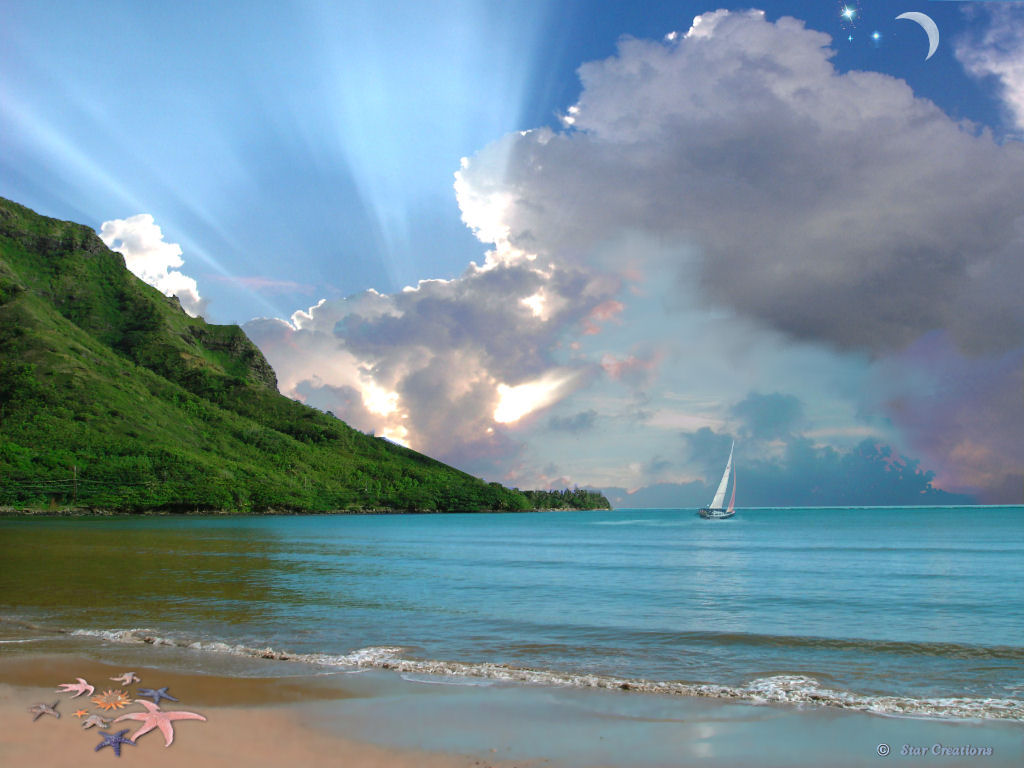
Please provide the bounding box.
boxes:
[91,689,132,711]
[94,729,135,757]
[82,714,111,730]
[29,701,60,721]
[74,709,89,718]
[136,687,178,705]
[114,700,207,747]
[109,672,140,685]
[57,678,95,697]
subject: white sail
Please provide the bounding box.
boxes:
[709,441,734,510]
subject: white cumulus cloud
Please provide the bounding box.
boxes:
[245,257,613,473]
[99,214,206,317]
[249,9,1024,500]
[956,6,1024,134]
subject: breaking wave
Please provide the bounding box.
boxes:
[67,627,1024,722]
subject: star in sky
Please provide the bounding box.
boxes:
[56,678,95,698]
[136,687,178,705]
[94,729,135,757]
[114,700,207,747]
[841,7,855,22]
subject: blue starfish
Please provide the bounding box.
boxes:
[136,687,178,705]
[95,729,135,757]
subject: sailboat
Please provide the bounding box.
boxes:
[698,441,736,519]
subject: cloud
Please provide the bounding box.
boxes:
[673,426,972,508]
[99,214,206,317]
[455,10,1024,355]
[732,392,804,441]
[956,6,1024,134]
[863,332,1023,504]
[245,257,614,472]
[448,9,1024,500]
[606,434,972,508]
[548,409,598,434]
[247,9,1020,501]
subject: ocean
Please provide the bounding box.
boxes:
[2,506,1023,722]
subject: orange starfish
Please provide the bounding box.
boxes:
[91,689,131,711]
[113,700,207,747]
[73,709,89,718]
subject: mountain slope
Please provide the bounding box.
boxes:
[0,197,609,513]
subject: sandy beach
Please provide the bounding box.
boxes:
[0,655,534,768]
[2,650,1022,768]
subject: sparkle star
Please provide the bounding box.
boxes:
[114,700,207,747]
[841,7,855,22]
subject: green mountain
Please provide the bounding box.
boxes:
[0,197,610,513]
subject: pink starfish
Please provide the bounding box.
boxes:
[113,700,207,747]
[56,678,95,698]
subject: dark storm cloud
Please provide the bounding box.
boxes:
[672,429,974,507]
[458,10,1024,355]
[732,392,804,441]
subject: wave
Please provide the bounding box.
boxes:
[65,628,1024,722]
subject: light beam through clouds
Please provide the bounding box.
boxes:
[245,8,1024,503]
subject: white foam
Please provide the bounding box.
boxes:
[400,673,495,687]
[65,628,1024,721]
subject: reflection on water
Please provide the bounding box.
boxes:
[1,507,1023,704]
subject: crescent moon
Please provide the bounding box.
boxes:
[896,12,939,61]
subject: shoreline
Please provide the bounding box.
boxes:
[2,648,1022,767]
[0,507,611,517]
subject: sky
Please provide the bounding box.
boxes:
[2,1,1023,505]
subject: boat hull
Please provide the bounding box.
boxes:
[698,507,735,519]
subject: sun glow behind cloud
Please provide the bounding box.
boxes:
[7,2,1023,502]
[494,371,580,424]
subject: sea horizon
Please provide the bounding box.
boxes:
[3,506,1022,723]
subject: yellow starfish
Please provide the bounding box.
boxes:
[73,709,89,718]
[91,689,131,711]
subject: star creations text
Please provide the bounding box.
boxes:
[900,743,994,758]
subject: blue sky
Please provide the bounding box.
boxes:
[3,1,1023,504]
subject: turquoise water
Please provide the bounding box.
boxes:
[2,507,1023,719]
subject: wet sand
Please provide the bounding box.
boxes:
[1,652,1021,767]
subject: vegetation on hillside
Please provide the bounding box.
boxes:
[0,197,611,513]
